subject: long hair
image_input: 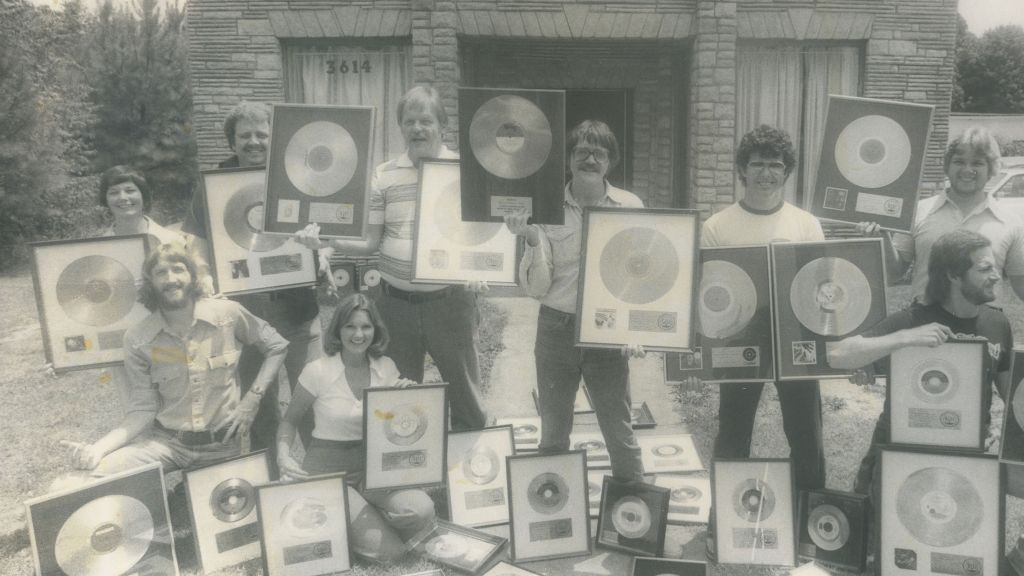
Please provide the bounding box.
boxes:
[98,165,152,212]
[924,229,991,305]
[323,293,390,358]
[137,243,205,311]
[567,119,620,170]
[735,124,797,185]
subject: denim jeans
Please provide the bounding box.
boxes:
[534,305,643,480]
[92,427,242,477]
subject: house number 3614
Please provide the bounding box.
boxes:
[326,60,372,74]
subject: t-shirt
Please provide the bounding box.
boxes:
[701,201,824,247]
[297,354,401,441]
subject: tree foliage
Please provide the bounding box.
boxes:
[955,22,1024,113]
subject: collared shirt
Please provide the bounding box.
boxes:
[701,201,824,248]
[520,182,644,313]
[893,189,1024,299]
[123,298,288,432]
[297,354,401,441]
[368,146,460,292]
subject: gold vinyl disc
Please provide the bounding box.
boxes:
[1013,379,1024,432]
[468,95,553,180]
[283,120,358,197]
[426,534,468,559]
[910,358,960,405]
[223,182,288,252]
[574,439,606,453]
[433,181,502,246]
[527,472,570,515]
[789,257,872,336]
[700,260,757,339]
[611,496,653,539]
[834,115,912,189]
[671,485,703,504]
[895,467,983,547]
[54,495,154,576]
[731,478,776,523]
[599,227,679,305]
[462,446,500,486]
[56,256,137,327]
[383,404,428,446]
[210,478,257,523]
[807,503,850,552]
[652,444,684,458]
[280,497,329,537]
[513,424,538,437]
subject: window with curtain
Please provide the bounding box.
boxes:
[283,43,411,170]
[736,43,861,206]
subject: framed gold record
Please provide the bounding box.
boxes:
[653,474,711,525]
[446,425,515,528]
[879,446,1003,576]
[532,383,594,415]
[183,450,271,574]
[771,239,887,380]
[26,462,178,576]
[255,473,350,576]
[363,384,448,491]
[495,415,542,452]
[1001,348,1024,465]
[797,488,869,573]
[412,159,520,286]
[711,458,797,567]
[30,235,150,373]
[263,103,374,239]
[507,451,591,562]
[596,476,670,556]
[577,207,700,351]
[407,519,507,574]
[570,429,612,470]
[811,95,934,233]
[637,433,704,474]
[202,167,317,296]
[458,87,566,225]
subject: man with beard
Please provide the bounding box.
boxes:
[62,243,288,475]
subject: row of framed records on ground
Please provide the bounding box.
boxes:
[664,238,887,382]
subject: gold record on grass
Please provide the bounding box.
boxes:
[426,534,468,559]
[895,467,983,547]
[54,495,154,576]
[56,255,137,327]
[210,478,257,523]
[807,503,851,551]
[610,496,653,539]
[223,183,288,252]
[527,472,570,515]
[789,256,872,336]
[462,446,500,485]
[280,497,330,537]
[283,120,358,197]
[732,478,776,523]
[469,95,553,180]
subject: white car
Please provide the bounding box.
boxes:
[988,166,1024,218]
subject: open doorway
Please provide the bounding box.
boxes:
[566,89,632,190]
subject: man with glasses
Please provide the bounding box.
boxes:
[505,120,645,481]
[698,124,826,557]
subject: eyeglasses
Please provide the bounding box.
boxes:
[747,160,787,173]
[572,147,609,163]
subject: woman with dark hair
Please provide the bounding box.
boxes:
[275,293,435,563]
[99,165,188,249]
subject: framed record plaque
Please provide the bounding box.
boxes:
[577,208,700,351]
[654,474,711,525]
[30,235,150,373]
[412,159,520,286]
[712,458,797,567]
[495,415,542,452]
[771,238,887,380]
[596,476,670,556]
[1001,348,1024,464]
[458,87,565,224]
[264,103,374,238]
[797,489,869,573]
[26,462,178,576]
[184,450,271,573]
[408,519,507,574]
[533,384,593,415]
[879,446,1003,576]
[255,473,351,576]
[507,451,591,562]
[637,433,704,473]
[202,167,317,296]
[889,340,986,450]
[570,429,611,469]
[446,425,515,527]
[363,384,448,491]
[811,95,934,233]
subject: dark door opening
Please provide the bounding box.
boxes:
[565,89,632,190]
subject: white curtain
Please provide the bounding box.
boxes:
[284,45,410,169]
[802,46,861,209]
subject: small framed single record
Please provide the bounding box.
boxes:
[771,238,887,380]
[184,450,271,573]
[663,348,706,384]
[797,489,869,573]
[630,401,657,429]
[1001,348,1024,464]
[363,384,448,491]
[412,159,520,286]
[811,95,934,233]
[654,474,712,525]
[879,446,1003,576]
[637,434,704,473]
[407,519,507,574]
[255,473,351,576]
[447,425,515,527]
[507,450,591,562]
[458,87,566,225]
[494,415,542,452]
[570,429,611,469]
[631,557,708,576]
[889,340,986,450]
[202,167,317,296]
[712,458,797,567]
[482,561,542,575]
[588,470,609,518]
[576,207,700,351]
[264,103,374,238]
[596,476,670,556]
[532,384,594,415]
[26,462,178,576]
[30,235,150,373]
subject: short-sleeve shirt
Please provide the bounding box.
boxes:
[297,354,401,441]
[123,298,289,432]
[701,201,824,248]
[892,190,1024,300]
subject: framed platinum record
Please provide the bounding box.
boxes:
[711,458,796,567]
[446,425,515,528]
[363,384,448,491]
[507,450,591,562]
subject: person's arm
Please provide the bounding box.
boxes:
[277,381,317,480]
[827,322,955,370]
[221,304,289,440]
[505,213,553,299]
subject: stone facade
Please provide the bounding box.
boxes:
[187,0,957,214]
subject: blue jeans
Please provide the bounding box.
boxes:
[92,427,241,477]
[534,306,643,481]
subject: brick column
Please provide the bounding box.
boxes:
[412,0,460,147]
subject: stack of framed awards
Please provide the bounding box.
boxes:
[446,426,515,528]
[30,235,151,373]
[711,458,797,567]
[363,384,448,491]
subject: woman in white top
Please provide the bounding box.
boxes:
[99,165,189,249]
[276,293,436,563]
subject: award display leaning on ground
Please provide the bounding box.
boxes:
[576,207,700,351]
[29,234,150,373]
[362,384,448,491]
[711,458,797,567]
[407,519,508,574]
[446,425,515,528]
[653,474,712,525]
[796,488,869,573]
[201,167,317,296]
[1001,348,1024,464]
[595,476,670,557]
[506,450,591,562]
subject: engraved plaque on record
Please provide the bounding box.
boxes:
[811,95,934,233]
[29,235,150,373]
[711,458,797,567]
[363,384,448,491]
[264,104,374,239]
[771,239,887,380]
[459,87,565,224]
[507,451,591,562]
[1001,348,1024,464]
[446,425,515,528]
